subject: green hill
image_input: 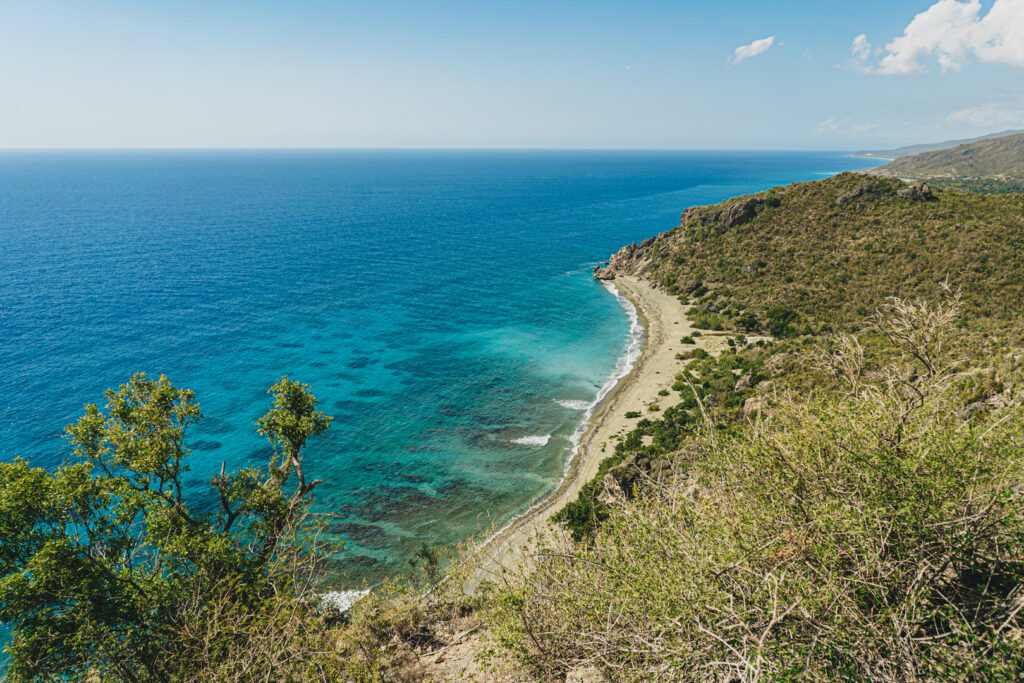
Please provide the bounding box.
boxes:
[870,132,1024,180]
[594,172,1024,333]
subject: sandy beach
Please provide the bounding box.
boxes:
[471,275,732,583]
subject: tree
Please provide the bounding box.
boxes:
[0,373,337,681]
[765,304,798,338]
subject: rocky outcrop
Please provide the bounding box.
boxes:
[592,196,768,281]
[592,235,662,280]
[897,183,935,201]
[836,179,891,205]
[681,196,764,231]
[598,452,673,504]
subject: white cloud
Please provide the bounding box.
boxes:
[947,102,1024,127]
[815,116,849,134]
[872,0,1024,75]
[815,117,878,136]
[851,34,872,60]
[732,36,776,64]
[837,34,878,72]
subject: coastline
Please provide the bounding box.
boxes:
[470,275,730,584]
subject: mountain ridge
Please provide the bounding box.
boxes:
[867,132,1024,181]
[853,128,1024,159]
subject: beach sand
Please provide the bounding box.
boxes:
[471,275,733,584]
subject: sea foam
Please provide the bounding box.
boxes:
[319,589,370,613]
[512,434,552,446]
[555,399,592,411]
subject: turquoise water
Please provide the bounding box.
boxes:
[0,150,880,583]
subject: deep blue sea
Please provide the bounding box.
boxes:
[0,150,880,585]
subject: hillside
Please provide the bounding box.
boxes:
[594,172,1024,333]
[492,173,1024,680]
[869,132,1024,180]
[853,128,1024,159]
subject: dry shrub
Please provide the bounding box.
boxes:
[159,528,344,682]
[493,295,1024,681]
[335,541,488,681]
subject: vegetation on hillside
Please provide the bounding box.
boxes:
[852,128,1024,160]
[496,291,1024,680]
[521,175,1024,679]
[924,176,1024,194]
[595,173,1024,335]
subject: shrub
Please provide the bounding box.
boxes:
[689,309,727,331]
[494,294,1024,680]
[766,304,798,337]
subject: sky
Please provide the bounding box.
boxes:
[0,0,1022,149]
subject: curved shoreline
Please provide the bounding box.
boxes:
[470,276,711,583]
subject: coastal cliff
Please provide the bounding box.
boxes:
[593,194,769,282]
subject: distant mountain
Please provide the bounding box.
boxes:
[869,132,1024,180]
[852,129,1024,159]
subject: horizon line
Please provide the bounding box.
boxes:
[0,146,867,153]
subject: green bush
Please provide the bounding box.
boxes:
[688,309,727,331]
[766,304,798,337]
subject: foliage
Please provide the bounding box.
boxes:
[497,296,1024,680]
[0,373,339,681]
[554,340,780,541]
[925,177,1024,194]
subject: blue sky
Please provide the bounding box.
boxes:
[1,0,1021,148]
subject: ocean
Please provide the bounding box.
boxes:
[0,150,880,584]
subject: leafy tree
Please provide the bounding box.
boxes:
[765,304,798,337]
[0,373,337,681]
